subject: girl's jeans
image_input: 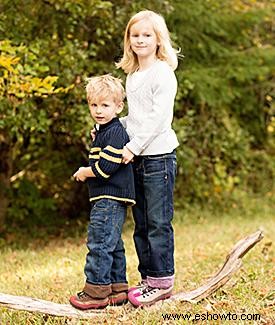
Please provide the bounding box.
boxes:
[84,198,127,285]
[132,151,177,281]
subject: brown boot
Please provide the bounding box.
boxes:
[70,291,109,310]
[70,283,112,310]
[109,283,128,306]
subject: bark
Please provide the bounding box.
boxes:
[0,139,12,230]
[0,230,263,319]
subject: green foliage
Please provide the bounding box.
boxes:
[169,0,274,203]
[0,40,73,227]
[0,0,178,229]
[7,179,57,229]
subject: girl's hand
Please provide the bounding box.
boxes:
[73,167,87,182]
[122,146,134,164]
[90,128,96,141]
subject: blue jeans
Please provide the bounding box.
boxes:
[132,151,177,278]
[84,199,127,285]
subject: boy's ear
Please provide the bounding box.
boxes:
[116,101,124,114]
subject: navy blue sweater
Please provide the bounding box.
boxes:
[87,118,135,205]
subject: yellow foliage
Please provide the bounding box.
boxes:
[0,48,74,101]
[0,55,20,73]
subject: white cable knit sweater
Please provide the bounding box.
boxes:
[121,60,179,156]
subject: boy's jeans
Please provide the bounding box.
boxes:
[84,199,127,287]
[132,151,177,280]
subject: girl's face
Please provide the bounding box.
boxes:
[129,19,158,62]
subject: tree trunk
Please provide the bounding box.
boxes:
[0,139,12,230]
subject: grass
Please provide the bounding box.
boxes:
[0,193,274,324]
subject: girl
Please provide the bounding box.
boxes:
[116,10,179,307]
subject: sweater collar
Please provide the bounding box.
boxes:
[95,117,120,132]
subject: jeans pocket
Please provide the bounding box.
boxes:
[144,159,166,176]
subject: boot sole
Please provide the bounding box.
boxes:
[109,298,128,306]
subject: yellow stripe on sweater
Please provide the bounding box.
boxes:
[90,147,101,153]
[100,152,122,164]
[95,161,110,178]
[105,145,123,154]
[89,154,100,159]
[89,195,135,205]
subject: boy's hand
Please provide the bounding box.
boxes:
[90,128,96,141]
[122,146,134,164]
[73,167,88,182]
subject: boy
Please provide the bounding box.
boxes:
[69,75,135,310]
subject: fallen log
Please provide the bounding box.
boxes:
[0,230,263,318]
[0,293,102,318]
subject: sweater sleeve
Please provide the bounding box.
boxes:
[126,64,177,155]
[90,127,126,180]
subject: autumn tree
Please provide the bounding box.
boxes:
[0,41,72,228]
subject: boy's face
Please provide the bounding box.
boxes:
[88,96,123,125]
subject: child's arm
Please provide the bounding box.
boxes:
[90,124,98,141]
[75,127,127,181]
[90,128,96,141]
[90,128,126,179]
[122,146,134,164]
[73,167,95,182]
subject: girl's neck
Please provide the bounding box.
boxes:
[137,56,158,72]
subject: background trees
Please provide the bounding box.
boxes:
[0,40,72,228]
[170,0,274,203]
[0,0,274,233]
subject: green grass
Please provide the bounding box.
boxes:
[0,193,274,324]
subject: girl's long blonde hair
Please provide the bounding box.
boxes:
[116,10,178,74]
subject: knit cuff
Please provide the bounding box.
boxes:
[91,162,110,180]
[147,275,174,289]
[126,139,143,156]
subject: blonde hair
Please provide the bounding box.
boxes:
[116,10,178,73]
[85,74,125,104]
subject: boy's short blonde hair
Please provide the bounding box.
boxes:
[86,74,125,104]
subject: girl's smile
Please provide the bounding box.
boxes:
[129,19,158,66]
